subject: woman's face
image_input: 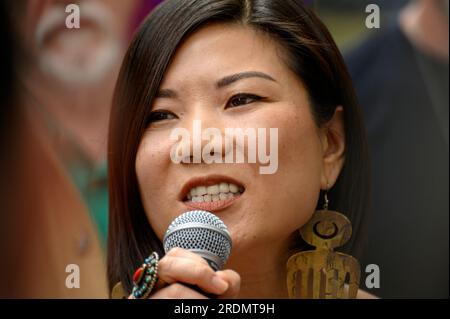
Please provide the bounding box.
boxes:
[135,23,344,265]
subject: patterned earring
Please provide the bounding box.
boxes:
[286,186,361,299]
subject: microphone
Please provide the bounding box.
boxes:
[163,210,232,271]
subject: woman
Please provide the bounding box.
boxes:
[108,0,370,299]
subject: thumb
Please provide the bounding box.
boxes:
[215,269,241,299]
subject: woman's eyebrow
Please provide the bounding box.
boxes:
[216,71,277,88]
[155,71,277,98]
[155,88,177,98]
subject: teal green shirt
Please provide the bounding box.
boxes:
[32,106,109,251]
[69,161,109,250]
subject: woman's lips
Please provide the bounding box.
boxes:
[183,194,242,212]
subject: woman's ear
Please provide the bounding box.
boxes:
[319,106,345,189]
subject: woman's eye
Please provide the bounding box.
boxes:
[227,93,264,108]
[146,110,177,125]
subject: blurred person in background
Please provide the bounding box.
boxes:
[0,1,108,298]
[1,0,161,298]
[345,0,448,298]
[20,0,146,248]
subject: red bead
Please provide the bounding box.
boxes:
[133,267,144,284]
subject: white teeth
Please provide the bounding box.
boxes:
[188,192,240,203]
[219,182,229,193]
[197,186,207,196]
[206,185,220,195]
[229,183,238,193]
[186,182,244,202]
[219,193,228,200]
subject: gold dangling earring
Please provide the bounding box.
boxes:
[286,184,361,299]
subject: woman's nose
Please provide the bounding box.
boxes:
[172,117,233,165]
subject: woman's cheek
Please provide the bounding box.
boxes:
[135,133,174,233]
[250,104,322,233]
[136,131,174,179]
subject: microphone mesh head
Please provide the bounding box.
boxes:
[163,210,232,270]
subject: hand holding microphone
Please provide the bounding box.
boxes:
[130,210,240,299]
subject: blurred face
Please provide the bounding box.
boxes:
[135,23,344,264]
[25,0,137,84]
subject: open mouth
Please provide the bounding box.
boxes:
[180,176,245,212]
[184,182,244,202]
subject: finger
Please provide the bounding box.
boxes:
[165,247,210,266]
[150,283,209,299]
[215,270,241,299]
[154,275,168,291]
[158,255,229,295]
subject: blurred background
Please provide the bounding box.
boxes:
[317,0,408,49]
[0,0,447,298]
[319,0,448,299]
